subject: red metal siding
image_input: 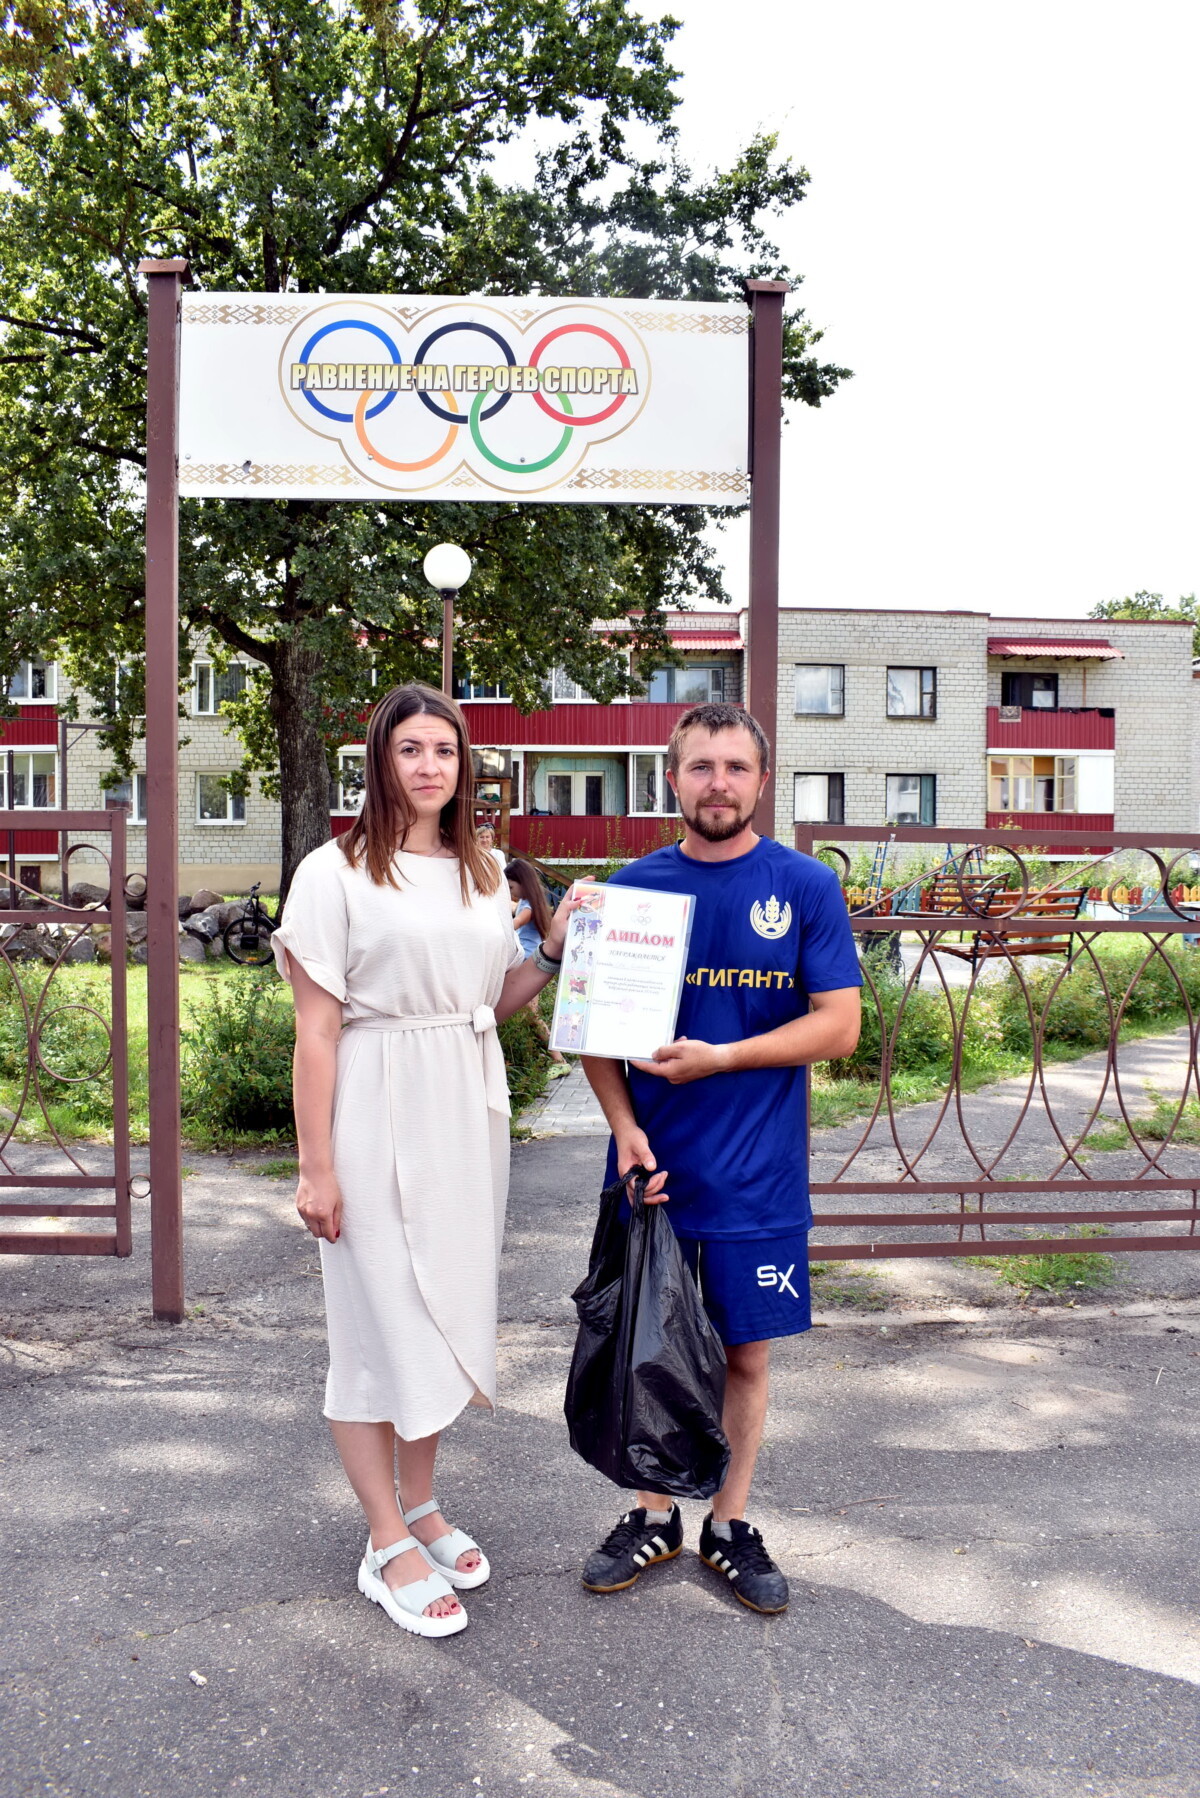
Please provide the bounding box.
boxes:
[461,701,691,748]
[7,831,58,855]
[985,810,1115,852]
[509,815,681,860]
[0,710,59,746]
[986,706,1115,751]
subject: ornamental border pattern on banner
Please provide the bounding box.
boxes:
[565,468,745,492]
[180,462,360,486]
[178,463,741,493]
[186,302,746,336]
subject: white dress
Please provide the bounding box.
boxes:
[272,839,525,1440]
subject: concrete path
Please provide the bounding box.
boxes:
[2,1123,1199,1797]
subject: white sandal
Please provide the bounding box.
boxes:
[403,1498,491,1590]
[357,1536,468,1638]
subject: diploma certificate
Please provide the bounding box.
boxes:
[548,881,695,1060]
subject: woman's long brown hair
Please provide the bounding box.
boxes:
[503,858,553,940]
[338,683,499,902]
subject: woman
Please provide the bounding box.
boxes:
[273,684,573,1640]
[505,858,568,1067]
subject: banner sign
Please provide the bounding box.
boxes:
[178,293,749,504]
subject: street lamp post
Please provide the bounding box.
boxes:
[422,542,473,696]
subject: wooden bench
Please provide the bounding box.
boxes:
[927,872,1088,969]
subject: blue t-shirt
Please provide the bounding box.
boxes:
[602,838,862,1240]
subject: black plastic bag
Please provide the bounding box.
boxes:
[564,1167,731,1500]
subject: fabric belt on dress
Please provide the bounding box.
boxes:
[342,1006,509,1117]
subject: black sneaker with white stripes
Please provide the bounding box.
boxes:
[581,1505,683,1593]
[699,1513,789,1614]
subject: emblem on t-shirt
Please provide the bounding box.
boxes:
[750,895,793,940]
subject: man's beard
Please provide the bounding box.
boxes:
[678,792,757,843]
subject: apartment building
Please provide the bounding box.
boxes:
[775,609,1195,842]
[3,607,1190,892]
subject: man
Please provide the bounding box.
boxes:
[580,703,861,1614]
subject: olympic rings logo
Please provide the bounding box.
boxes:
[279,303,650,492]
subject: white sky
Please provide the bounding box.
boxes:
[647,0,1200,617]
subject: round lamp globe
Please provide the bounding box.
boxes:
[422,543,473,593]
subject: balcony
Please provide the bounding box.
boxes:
[987,705,1115,751]
[510,814,679,862]
[459,700,694,748]
[984,810,1116,853]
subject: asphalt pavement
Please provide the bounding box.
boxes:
[1,1124,1199,1798]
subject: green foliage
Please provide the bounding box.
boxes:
[975,1227,1117,1296]
[0,0,849,891]
[180,974,297,1136]
[251,1156,300,1179]
[809,1263,886,1309]
[498,1004,555,1119]
[1090,590,1200,658]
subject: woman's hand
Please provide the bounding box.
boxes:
[542,884,585,961]
[296,1169,344,1243]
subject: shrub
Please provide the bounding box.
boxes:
[181,975,296,1135]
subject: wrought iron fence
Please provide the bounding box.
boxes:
[0,810,131,1257]
[795,824,1200,1262]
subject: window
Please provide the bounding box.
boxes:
[885,773,936,826]
[630,752,680,816]
[454,677,509,700]
[548,667,592,702]
[0,752,57,808]
[196,774,246,824]
[193,662,247,714]
[334,750,365,814]
[105,773,148,823]
[4,659,56,703]
[645,664,727,704]
[794,664,844,716]
[1001,671,1059,710]
[794,773,845,824]
[988,755,1077,814]
[546,771,603,815]
[887,667,937,718]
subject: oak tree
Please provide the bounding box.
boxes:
[0,0,848,893]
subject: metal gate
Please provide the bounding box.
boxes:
[795,824,1200,1262]
[0,808,131,1257]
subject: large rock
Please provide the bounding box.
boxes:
[190,887,224,911]
[124,913,149,945]
[66,936,96,963]
[2,927,41,962]
[217,901,249,929]
[184,912,219,943]
[69,882,109,909]
[130,941,149,966]
[177,893,193,918]
[205,933,226,960]
[178,934,207,962]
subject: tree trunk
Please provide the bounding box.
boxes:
[270,638,332,905]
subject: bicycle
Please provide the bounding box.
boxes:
[223,883,280,966]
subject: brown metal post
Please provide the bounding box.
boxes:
[139,256,187,1323]
[441,589,455,695]
[744,279,789,840]
[58,717,68,897]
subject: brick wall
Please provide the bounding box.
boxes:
[773,609,1195,843]
[774,609,987,840]
[987,615,1195,831]
[60,650,283,893]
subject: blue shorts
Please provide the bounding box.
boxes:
[678,1229,812,1347]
